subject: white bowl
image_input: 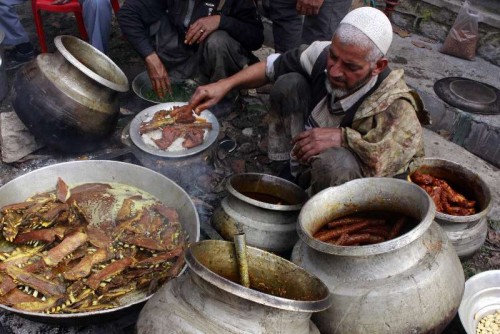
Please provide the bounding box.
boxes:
[459,270,500,334]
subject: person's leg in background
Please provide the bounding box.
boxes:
[81,0,112,53]
[0,0,35,69]
[268,72,311,161]
[268,0,302,53]
[301,0,352,44]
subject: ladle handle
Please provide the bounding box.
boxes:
[234,233,250,288]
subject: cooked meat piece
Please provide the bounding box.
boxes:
[171,104,195,120]
[435,179,476,209]
[154,127,183,150]
[182,128,204,148]
[411,170,437,185]
[175,110,196,123]
[139,109,174,134]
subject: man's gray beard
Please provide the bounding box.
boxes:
[325,78,349,99]
[325,73,372,100]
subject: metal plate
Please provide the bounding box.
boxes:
[434,77,500,115]
[129,102,220,158]
[0,160,200,324]
[131,71,196,104]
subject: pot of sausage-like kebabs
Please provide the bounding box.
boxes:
[291,177,464,334]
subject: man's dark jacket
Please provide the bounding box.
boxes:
[118,0,264,59]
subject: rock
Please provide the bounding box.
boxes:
[242,128,254,137]
[237,142,255,154]
[0,112,43,163]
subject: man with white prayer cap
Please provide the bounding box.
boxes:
[189,7,430,195]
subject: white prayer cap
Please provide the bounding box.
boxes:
[340,7,393,55]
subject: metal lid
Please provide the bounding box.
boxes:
[434,77,500,115]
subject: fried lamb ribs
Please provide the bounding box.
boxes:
[0,178,186,313]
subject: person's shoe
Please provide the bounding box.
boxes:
[4,49,36,71]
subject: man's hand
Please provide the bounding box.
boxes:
[296,0,324,15]
[145,52,171,98]
[291,127,342,163]
[185,15,221,45]
[189,80,232,114]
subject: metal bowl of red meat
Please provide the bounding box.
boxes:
[129,102,220,158]
[408,158,492,223]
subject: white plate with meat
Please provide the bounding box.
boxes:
[129,102,220,158]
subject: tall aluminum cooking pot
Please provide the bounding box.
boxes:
[292,178,465,334]
[0,160,199,325]
[12,35,129,153]
[409,158,492,258]
[136,240,331,333]
[0,30,7,101]
[211,173,308,255]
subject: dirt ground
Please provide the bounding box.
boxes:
[0,2,499,333]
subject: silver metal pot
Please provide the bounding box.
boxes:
[12,35,129,152]
[212,173,308,255]
[409,158,492,258]
[0,30,7,101]
[136,240,331,333]
[0,160,200,325]
[292,178,464,334]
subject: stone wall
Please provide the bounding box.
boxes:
[392,0,500,66]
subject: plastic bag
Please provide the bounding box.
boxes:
[440,1,482,60]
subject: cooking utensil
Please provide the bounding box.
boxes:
[131,71,196,104]
[0,160,200,325]
[408,158,492,258]
[459,270,500,334]
[136,240,331,333]
[434,77,500,115]
[233,233,250,288]
[293,178,464,333]
[129,102,220,158]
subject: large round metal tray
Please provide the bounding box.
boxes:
[129,102,220,158]
[132,71,196,104]
[434,77,500,115]
[0,160,200,324]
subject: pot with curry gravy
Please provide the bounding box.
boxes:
[211,173,308,255]
[136,240,331,333]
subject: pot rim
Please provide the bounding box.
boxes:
[409,157,492,223]
[297,178,436,256]
[185,240,332,313]
[226,173,307,211]
[54,35,129,92]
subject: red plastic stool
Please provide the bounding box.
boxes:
[32,0,121,53]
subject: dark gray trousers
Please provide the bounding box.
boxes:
[156,24,252,84]
[266,0,353,52]
[268,72,363,195]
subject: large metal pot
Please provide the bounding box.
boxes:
[12,35,129,153]
[292,178,465,334]
[136,240,331,333]
[212,173,308,255]
[0,160,200,325]
[410,158,492,258]
[0,30,7,101]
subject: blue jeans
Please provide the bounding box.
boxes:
[81,0,113,53]
[0,0,30,46]
[0,0,112,52]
